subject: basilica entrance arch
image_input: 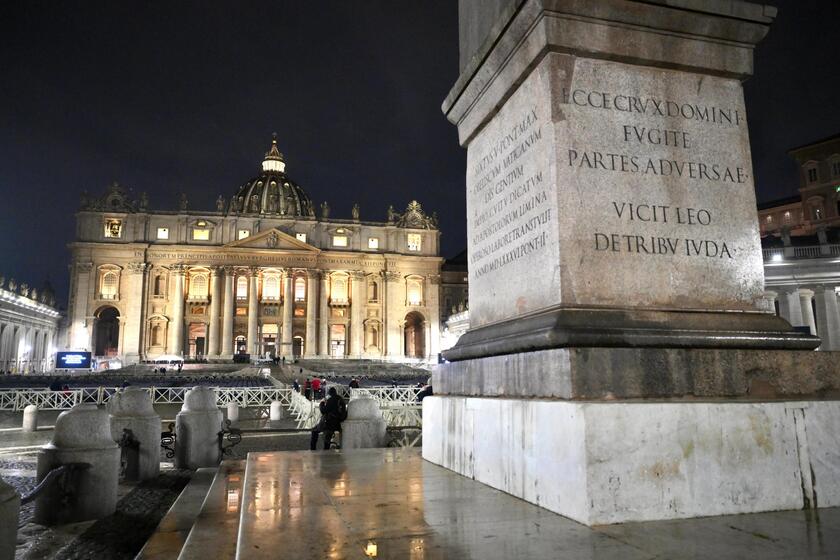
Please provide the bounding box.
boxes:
[404,311,426,359]
[94,306,120,357]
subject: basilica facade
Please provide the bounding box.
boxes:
[65,137,445,364]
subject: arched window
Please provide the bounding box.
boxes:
[153,274,165,296]
[101,272,119,299]
[294,277,306,302]
[189,274,208,298]
[237,276,248,299]
[151,324,163,346]
[368,280,379,302]
[331,277,347,303]
[263,276,279,300]
[407,278,423,306]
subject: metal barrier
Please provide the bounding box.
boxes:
[0,386,295,411]
[349,386,422,404]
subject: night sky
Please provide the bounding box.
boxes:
[1,0,838,307]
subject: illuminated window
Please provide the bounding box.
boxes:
[807,167,818,183]
[368,280,378,302]
[262,276,280,300]
[193,228,210,241]
[236,276,248,299]
[784,211,791,223]
[333,235,348,247]
[407,278,422,306]
[331,277,348,302]
[765,215,773,223]
[238,229,250,240]
[104,219,122,238]
[295,233,307,243]
[368,237,379,250]
[156,227,169,240]
[101,272,119,299]
[294,277,306,302]
[189,274,208,298]
[407,233,421,252]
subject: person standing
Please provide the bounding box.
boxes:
[304,378,312,400]
[311,376,322,399]
[310,387,346,450]
[293,379,300,393]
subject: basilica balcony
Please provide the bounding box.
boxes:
[261,296,281,303]
[329,298,350,307]
[98,293,119,301]
[186,295,209,303]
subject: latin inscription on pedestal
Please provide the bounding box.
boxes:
[466,55,765,328]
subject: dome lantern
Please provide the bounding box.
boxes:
[262,133,286,173]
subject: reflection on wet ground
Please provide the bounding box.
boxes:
[237,448,840,560]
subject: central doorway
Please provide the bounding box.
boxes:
[94,307,120,357]
[330,325,346,357]
[404,311,426,358]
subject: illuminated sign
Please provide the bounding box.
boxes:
[56,351,92,369]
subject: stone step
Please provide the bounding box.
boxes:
[178,460,245,560]
[135,467,217,560]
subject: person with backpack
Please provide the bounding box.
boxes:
[310,387,347,450]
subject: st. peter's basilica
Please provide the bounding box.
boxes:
[65,136,455,364]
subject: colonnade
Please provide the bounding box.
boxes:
[0,322,56,373]
[766,285,840,350]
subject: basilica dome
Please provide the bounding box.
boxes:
[228,135,315,218]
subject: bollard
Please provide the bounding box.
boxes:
[270,401,284,421]
[226,402,239,423]
[175,387,222,469]
[34,404,119,525]
[0,476,20,560]
[107,387,161,481]
[22,404,38,432]
[340,395,386,449]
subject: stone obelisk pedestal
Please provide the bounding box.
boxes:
[107,387,161,481]
[424,0,840,526]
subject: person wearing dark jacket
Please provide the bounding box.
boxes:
[310,387,345,450]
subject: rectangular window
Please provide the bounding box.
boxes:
[333,235,348,247]
[833,162,840,177]
[807,168,818,183]
[368,237,379,250]
[407,233,422,252]
[104,219,122,238]
[238,229,250,240]
[156,227,169,240]
[193,228,210,241]
[295,233,307,243]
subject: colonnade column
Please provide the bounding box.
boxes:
[319,272,329,356]
[814,286,840,351]
[427,274,441,359]
[799,289,817,336]
[70,262,93,350]
[384,271,403,358]
[207,267,222,357]
[778,287,804,327]
[305,270,318,357]
[221,267,235,359]
[247,267,259,357]
[168,265,186,356]
[281,271,294,358]
[122,262,148,364]
[349,271,366,357]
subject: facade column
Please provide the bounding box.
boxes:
[247,268,259,357]
[305,270,319,357]
[221,267,235,359]
[319,272,329,356]
[814,286,840,351]
[168,265,186,356]
[349,271,366,357]
[427,274,441,360]
[122,262,148,364]
[207,267,223,357]
[384,271,403,358]
[69,262,94,350]
[798,288,817,336]
[778,287,804,327]
[281,271,294,358]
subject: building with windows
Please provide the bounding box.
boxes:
[759,134,840,350]
[65,136,448,364]
[0,277,60,373]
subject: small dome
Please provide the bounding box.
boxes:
[228,134,315,218]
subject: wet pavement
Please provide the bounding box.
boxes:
[236,448,840,560]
